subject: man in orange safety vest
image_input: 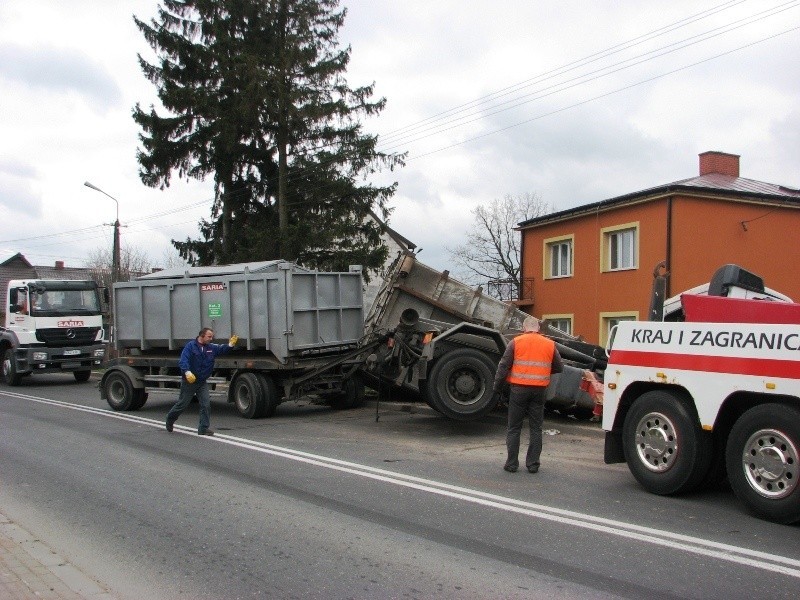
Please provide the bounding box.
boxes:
[493,316,563,473]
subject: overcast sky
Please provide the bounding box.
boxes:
[1,0,798,275]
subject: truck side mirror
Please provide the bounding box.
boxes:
[103,288,110,303]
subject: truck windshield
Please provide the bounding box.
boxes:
[31,288,101,316]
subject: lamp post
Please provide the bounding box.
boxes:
[84,181,121,283]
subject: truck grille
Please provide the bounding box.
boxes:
[35,327,101,347]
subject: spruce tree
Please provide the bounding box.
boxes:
[133,0,403,273]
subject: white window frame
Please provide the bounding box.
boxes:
[599,311,639,346]
[600,223,639,272]
[543,314,573,336]
[543,235,574,279]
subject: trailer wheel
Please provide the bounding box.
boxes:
[103,371,136,411]
[3,349,22,386]
[73,370,91,383]
[725,404,800,524]
[233,373,266,419]
[330,373,365,410]
[622,390,712,495]
[255,373,280,418]
[426,349,499,421]
[130,389,148,411]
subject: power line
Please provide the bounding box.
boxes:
[376,0,752,145]
[408,24,800,161]
[206,0,800,203]
[376,1,800,153]
[5,1,798,256]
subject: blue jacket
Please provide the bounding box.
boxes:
[178,339,231,382]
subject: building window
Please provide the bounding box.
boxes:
[543,315,573,336]
[600,311,638,346]
[543,235,573,279]
[601,223,638,272]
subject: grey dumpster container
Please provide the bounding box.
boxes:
[113,261,363,363]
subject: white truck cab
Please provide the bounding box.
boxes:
[1,279,107,384]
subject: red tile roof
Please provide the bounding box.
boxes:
[519,173,800,228]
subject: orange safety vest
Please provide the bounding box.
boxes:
[506,333,556,387]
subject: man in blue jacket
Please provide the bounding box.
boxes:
[166,327,238,436]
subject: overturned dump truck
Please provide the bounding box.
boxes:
[360,251,606,421]
[100,261,373,417]
[101,255,604,423]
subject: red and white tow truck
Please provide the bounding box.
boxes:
[603,266,800,524]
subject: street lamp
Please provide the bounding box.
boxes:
[84,181,121,283]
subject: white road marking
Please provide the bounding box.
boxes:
[5,390,800,578]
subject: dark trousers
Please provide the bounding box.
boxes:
[505,384,547,470]
[166,380,211,433]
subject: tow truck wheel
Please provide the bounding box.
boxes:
[425,349,499,421]
[103,371,136,411]
[2,349,22,386]
[233,373,266,419]
[725,404,800,524]
[329,373,365,410]
[622,390,712,495]
[73,370,91,383]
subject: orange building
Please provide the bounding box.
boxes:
[516,151,800,346]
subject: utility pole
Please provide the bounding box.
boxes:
[84,181,121,283]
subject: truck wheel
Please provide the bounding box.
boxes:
[255,373,280,418]
[622,390,712,495]
[426,349,499,421]
[3,349,22,386]
[725,404,800,524]
[330,373,365,410]
[419,380,441,413]
[233,373,266,419]
[130,389,148,411]
[73,370,91,383]
[103,371,136,411]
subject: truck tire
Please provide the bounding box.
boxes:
[622,390,712,495]
[725,404,800,524]
[233,373,266,419]
[329,373,365,410]
[73,370,91,383]
[255,373,280,418]
[103,371,137,411]
[130,389,148,410]
[425,348,499,421]
[3,349,22,386]
[418,380,442,413]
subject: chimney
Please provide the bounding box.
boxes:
[55,261,64,269]
[699,151,740,177]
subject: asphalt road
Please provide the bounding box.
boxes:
[1,373,799,599]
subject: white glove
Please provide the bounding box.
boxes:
[185,371,197,384]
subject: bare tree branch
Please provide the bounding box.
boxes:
[447,192,552,299]
[85,244,155,289]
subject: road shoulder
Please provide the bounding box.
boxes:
[0,510,116,599]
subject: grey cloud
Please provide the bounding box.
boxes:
[0,42,122,112]
[0,158,43,218]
